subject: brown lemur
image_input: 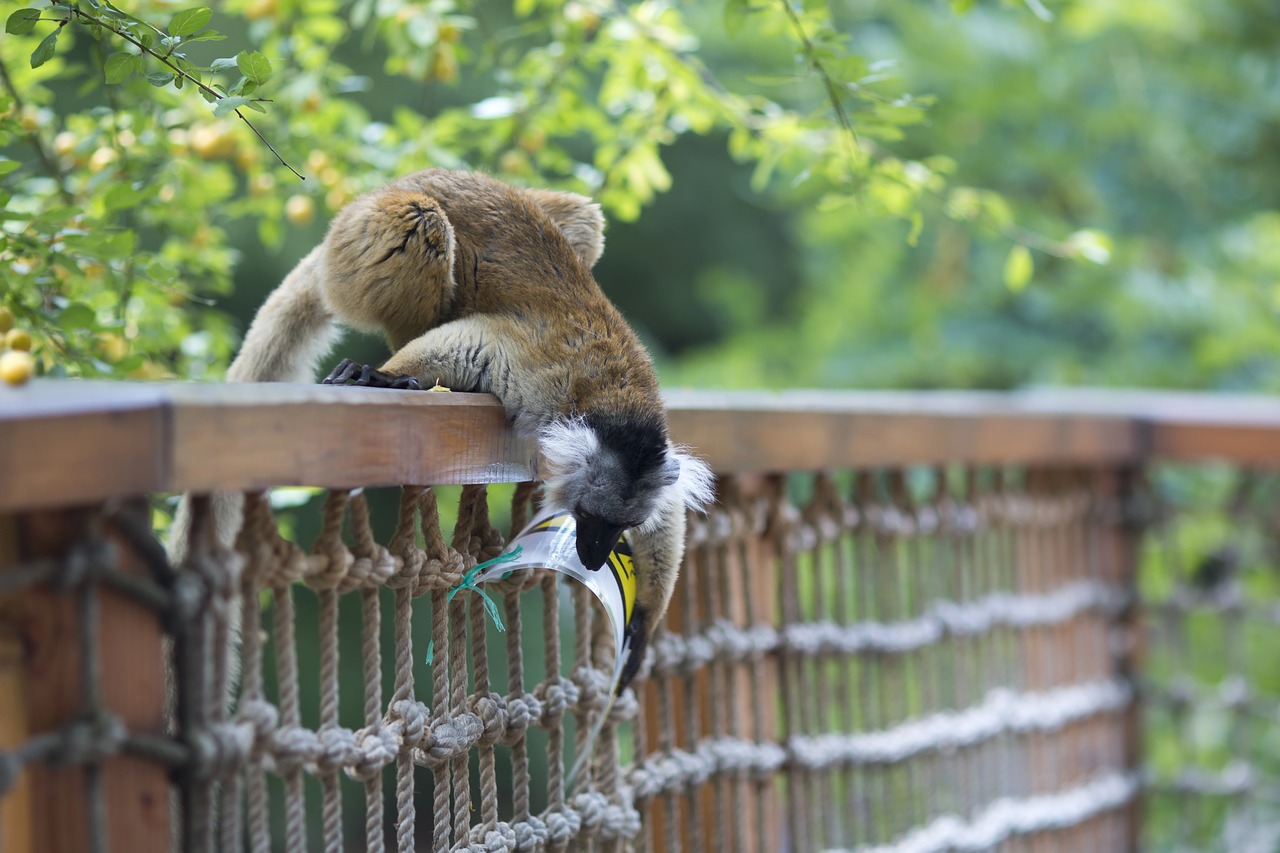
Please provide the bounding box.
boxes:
[182,168,714,688]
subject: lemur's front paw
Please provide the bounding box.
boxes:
[321,358,421,390]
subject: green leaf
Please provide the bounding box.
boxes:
[0,159,20,177]
[5,8,42,35]
[724,0,750,36]
[58,302,97,328]
[181,30,225,43]
[1003,245,1033,292]
[236,51,271,86]
[950,0,975,11]
[103,52,138,84]
[30,30,59,69]
[103,182,147,211]
[212,95,252,117]
[168,6,212,37]
[146,72,175,87]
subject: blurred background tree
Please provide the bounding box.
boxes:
[8,0,1274,393]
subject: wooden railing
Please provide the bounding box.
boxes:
[0,382,1277,852]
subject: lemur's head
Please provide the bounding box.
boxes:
[540,412,714,569]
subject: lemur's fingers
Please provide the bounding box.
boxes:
[321,359,420,390]
[321,358,359,385]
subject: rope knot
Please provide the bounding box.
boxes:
[422,714,483,765]
[573,666,613,713]
[544,808,581,846]
[535,676,580,719]
[346,724,399,781]
[512,815,549,850]
[502,692,543,742]
[466,820,517,852]
[316,725,359,771]
[468,692,508,745]
[389,698,428,745]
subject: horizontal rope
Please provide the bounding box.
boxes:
[791,679,1132,770]
[1144,761,1262,799]
[627,679,1129,798]
[193,671,633,781]
[823,771,1138,853]
[648,580,1127,676]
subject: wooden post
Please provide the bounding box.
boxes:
[0,502,170,853]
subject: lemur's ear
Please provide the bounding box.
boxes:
[661,455,681,486]
[667,446,716,511]
[524,188,606,268]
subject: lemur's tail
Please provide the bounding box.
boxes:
[227,246,341,383]
[171,247,341,564]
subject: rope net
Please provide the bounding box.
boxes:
[0,464,1169,850]
[1139,465,1280,851]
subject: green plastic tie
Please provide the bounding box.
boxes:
[425,545,523,665]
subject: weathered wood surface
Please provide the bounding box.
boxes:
[2,381,1279,512]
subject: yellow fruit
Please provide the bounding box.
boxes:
[250,173,276,196]
[430,45,458,82]
[498,149,530,176]
[53,131,76,157]
[305,150,331,174]
[244,0,278,21]
[519,127,547,154]
[235,146,260,170]
[6,328,33,351]
[19,106,41,133]
[0,350,34,385]
[438,22,462,43]
[190,124,236,159]
[285,194,315,225]
[117,129,137,148]
[325,187,353,211]
[301,91,322,113]
[89,146,119,173]
[0,307,13,334]
[97,333,129,362]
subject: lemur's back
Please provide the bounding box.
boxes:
[388,169,604,318]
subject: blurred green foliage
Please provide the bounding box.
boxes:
[6,0,1274,391]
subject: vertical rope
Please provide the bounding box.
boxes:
[236,503,271,853]
[273,580,306,853]
[361,583,385,853]
[573,583,597,853]
[349,491,387,853]
[542,570,568,851]
[507,481,536,825]
[388,487,429,853]
[314,490,349,853]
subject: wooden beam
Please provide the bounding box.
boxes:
[3,381,1280,513]
[0,503,170,852]
[163,382,540,492]
[0,384,167,514]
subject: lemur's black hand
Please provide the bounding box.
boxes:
[321,358,421,390]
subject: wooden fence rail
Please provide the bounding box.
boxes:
[1,381,1277,853]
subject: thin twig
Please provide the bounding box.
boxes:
[57,4,304,179]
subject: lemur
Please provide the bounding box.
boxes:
[182,168,714,688]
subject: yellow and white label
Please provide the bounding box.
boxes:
[469,511,638,692]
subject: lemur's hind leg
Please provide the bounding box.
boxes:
[320,187,458,348]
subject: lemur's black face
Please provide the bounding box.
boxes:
[573,510,627,570]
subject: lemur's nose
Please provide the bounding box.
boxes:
[574,514,625,571]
